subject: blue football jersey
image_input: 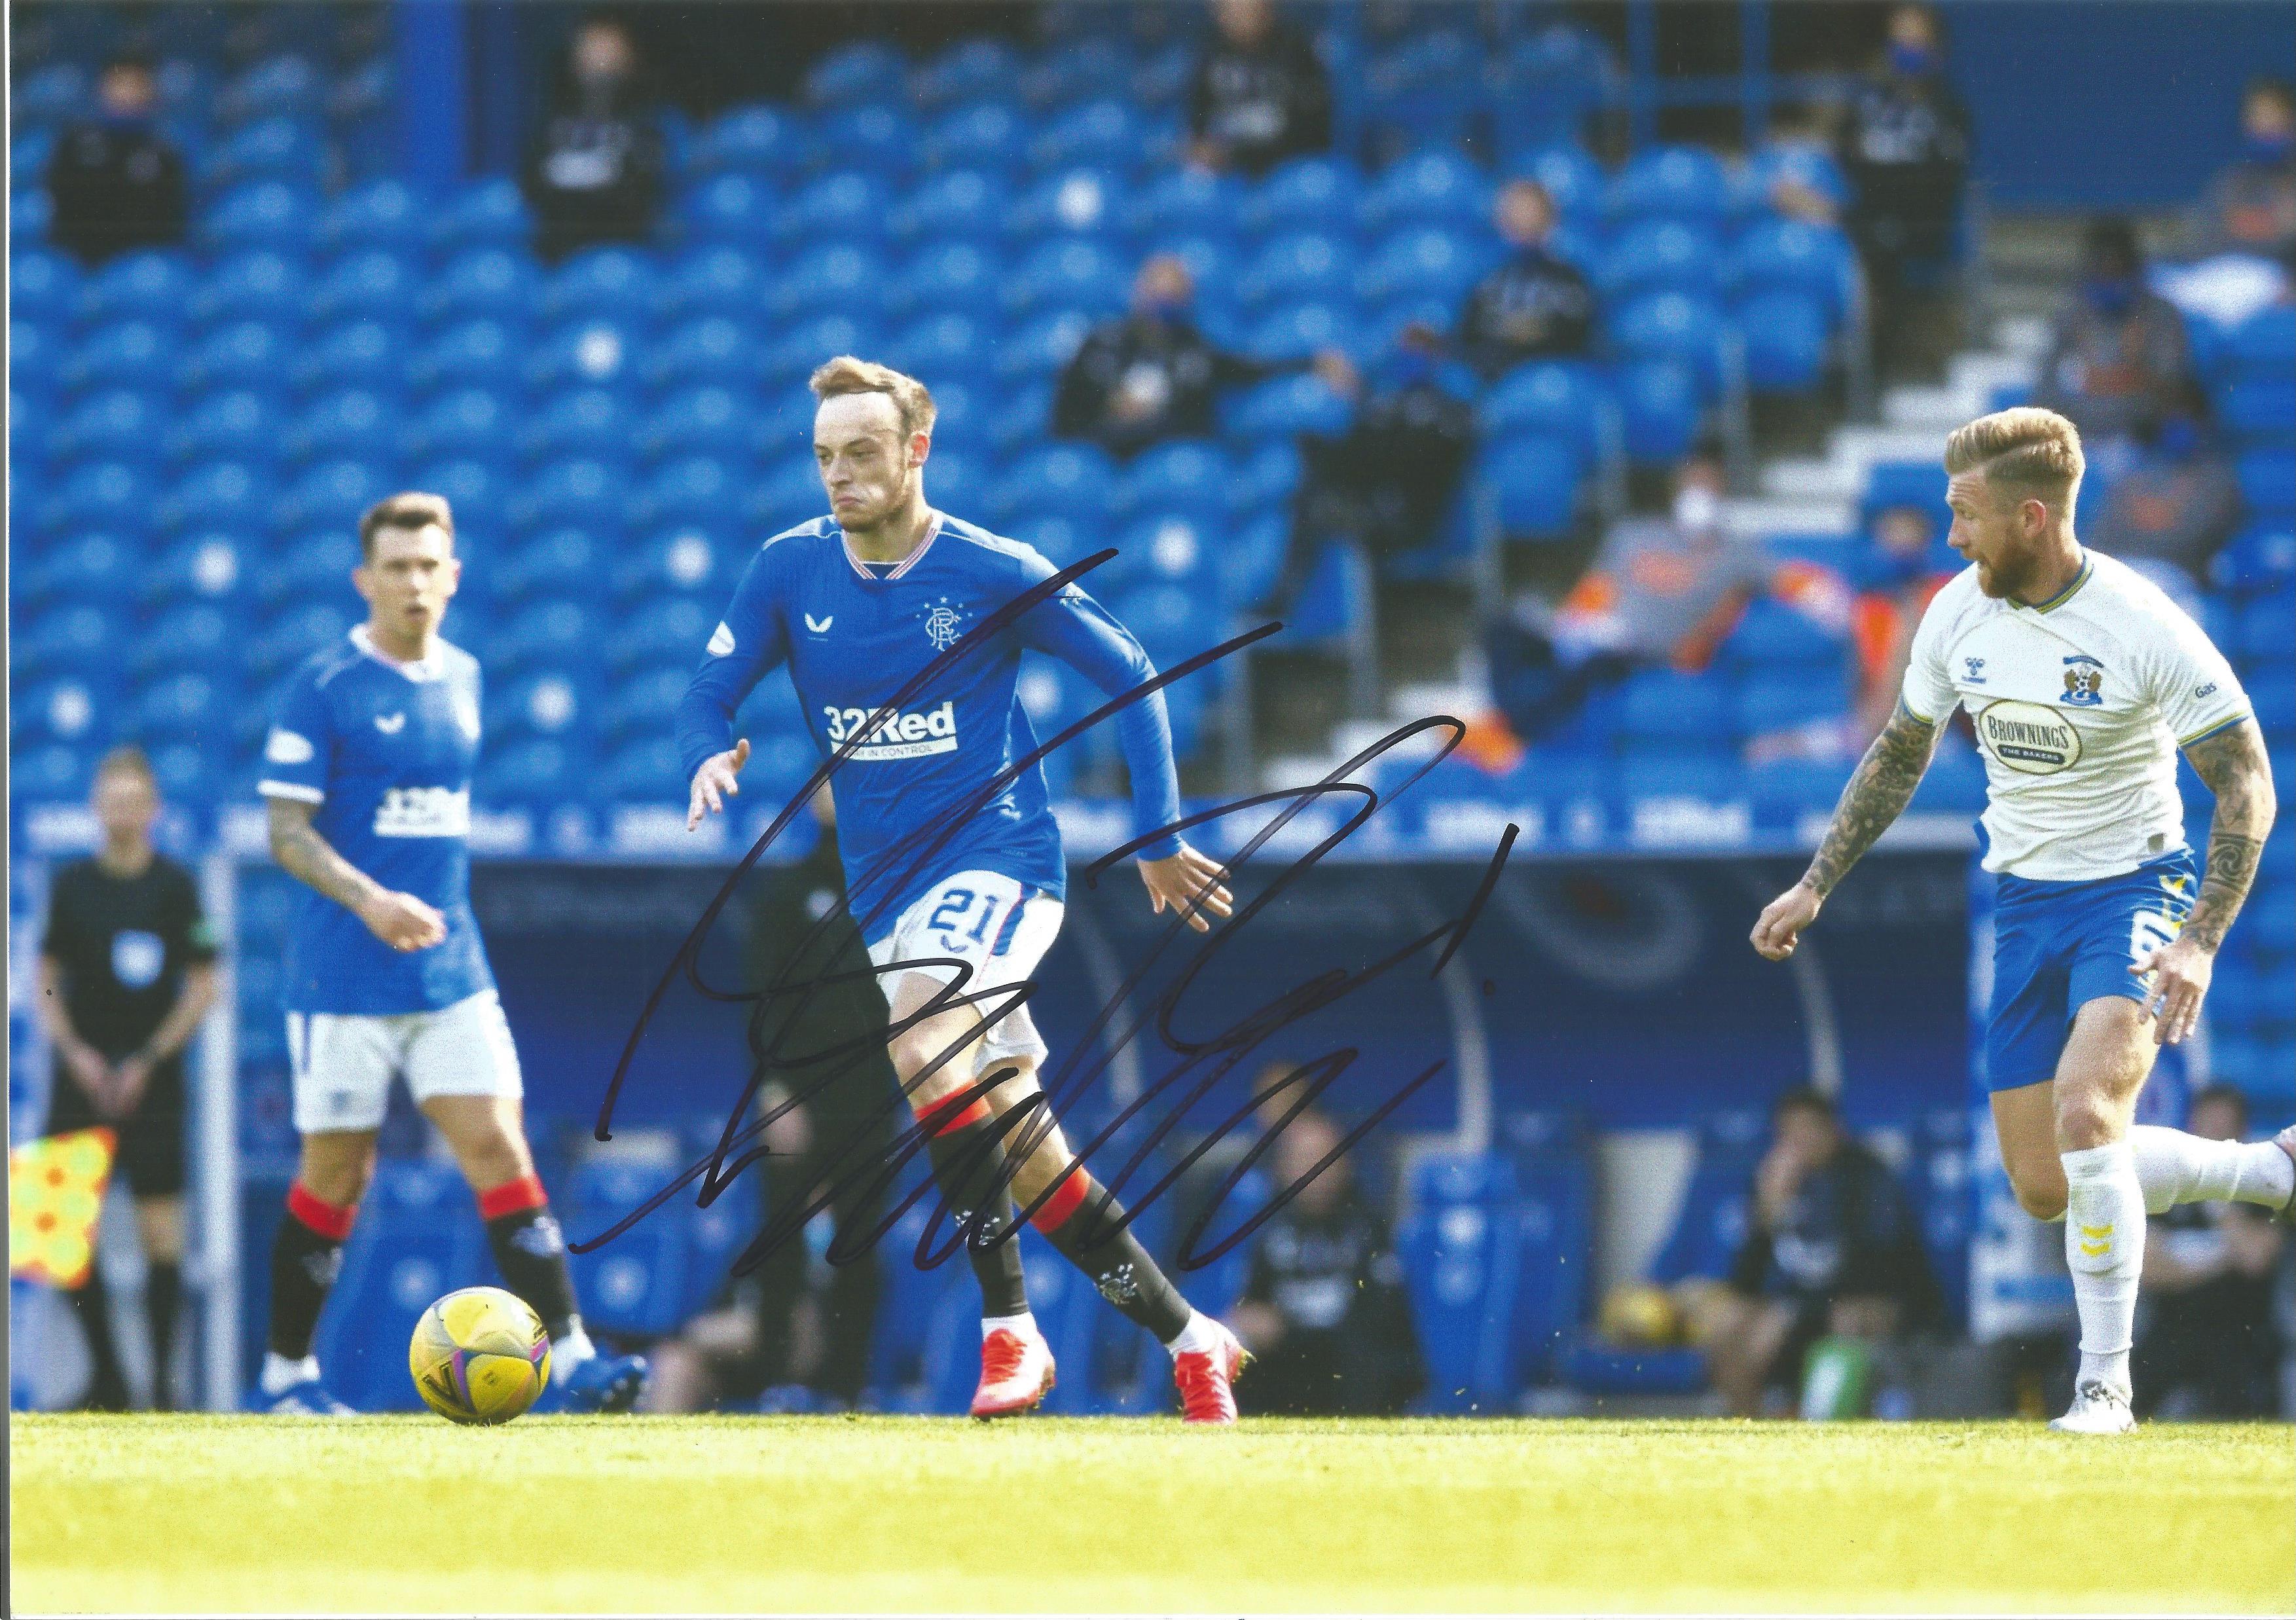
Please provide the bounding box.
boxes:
[676,511,1184,936]
[259,627,496,1014]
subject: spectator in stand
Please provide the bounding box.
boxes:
[1185,0,1334,179]
[1053,252,1353,459]
[2088,378,2242,606]
[1269,320,1474,612]
[1456,179,1598,379]
[2132,1086,2286,1420]
[2035,219,2195,471]
[645,786,892,1413]
[1838,5,1971,374]
[35,746,221,1410]
[45,54,188,266]
[2187,79,2296,259]
[1707,1088,1940,1419]
[522,16,666,263]
[1850,504,1955,743]
[1226,1107,1424,1416]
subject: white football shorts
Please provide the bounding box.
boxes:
[866,870,1063,1071]
[285,989,524,1134]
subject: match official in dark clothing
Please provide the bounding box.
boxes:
[1709,1088,1939,1417]
[1228,1109,1424,1416]
[1839,5,1971,371]
[1186,0,1334,178]
[523,17,667,264]
[45,56,188,266]
[36,746,220,1410]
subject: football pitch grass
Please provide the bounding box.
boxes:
[12,1415,2293,1613]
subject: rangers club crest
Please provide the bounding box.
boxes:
[2062,655,2105,707]
[924,603,963,650]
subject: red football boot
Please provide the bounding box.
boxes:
[1173,1319,1249,1424]
[970,1327,1055,1419]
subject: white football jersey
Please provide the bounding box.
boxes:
[1901,550,2251,881]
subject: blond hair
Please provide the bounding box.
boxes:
[1942,407,2085,509]
[809,355,937,441]
[359,490,456,560]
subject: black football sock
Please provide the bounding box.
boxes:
[917,1097,1030,1319]
[1031,1167,1193,1342]
[269,1183,356,1362]
[67,1264,132,1412]
[145,1259,183,1411]
[478,1174,581,1342]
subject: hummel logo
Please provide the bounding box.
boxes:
[805,613,835,634]
[374,713,406,734]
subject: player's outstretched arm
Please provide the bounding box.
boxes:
[1139,843,1234,934]
[2135,716,2276,1044]
[1751,703,1940,961]
[265,796,446,953]
[684,737,750,831]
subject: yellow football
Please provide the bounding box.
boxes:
[409,1285,552,1424]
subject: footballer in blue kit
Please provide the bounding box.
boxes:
[678,357,1252,1422]
[1755,409,2293,1436]
[251,492,647,1416]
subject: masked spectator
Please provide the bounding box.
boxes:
[1457,179,1598,378]
[2035,219,2196,466]
[1850,504,1956,743]
[45,55,188,266]
[1053,252,1353,458]
[1707,1089,1940,1418]
[1227,1107,1423,1416]
[2088,379,2242,600]
[1186,0,1334,179]
[2132,1087,2286,1420]
[1839,5,1971,373]
[524,16,666,263]
[1269,322,1475,611]
[2188,79,2296,259]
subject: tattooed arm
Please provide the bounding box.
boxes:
[1750,702,1941,961]
[2134,717,2277,1044]
[266,796,446,953]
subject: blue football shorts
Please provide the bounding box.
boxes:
[1986,848,2199,1092]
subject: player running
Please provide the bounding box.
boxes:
[252,492,649,1415]
[678,357,1251,1422]
[1752,408,2292,1434]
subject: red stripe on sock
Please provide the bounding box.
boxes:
[914,1096,993,1139]
[287,1182,357,1242]
[477,1173,548,1222]
[1029,1168,1091,1234]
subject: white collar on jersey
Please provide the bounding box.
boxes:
[350,624,448,682]
[841,509,943,581]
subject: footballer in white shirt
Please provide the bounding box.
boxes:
[1752,408,2292,1435]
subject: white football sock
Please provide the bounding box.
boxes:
[982,1311,1038,1341]
[2061,1142,2144,1397]
[261,1352,319,1396]
[2129,1124,2295,1213]
[1163,1310,1220,1356]
[549,1319,596,1386]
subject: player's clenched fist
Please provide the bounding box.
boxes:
[686,737,750,830]
[1750,881,1823,961]
[358,890,448,952]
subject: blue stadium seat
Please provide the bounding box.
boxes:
[776,171,894,246]
[400,387,515,466]
[39,461,157,536]
[1106,513,1216,597]
[1608,143,1736,227]
[689,103,811,178]
[16,532,139,612]
[13,62,89,126]
[202,114,326,189]
[1396,1152,1527,1410]
[1745,141,1851,215]
[314,1161,490,1411]
[77,249,198,327]
[1721,598,1848,671]
[1230,437,1305,511]
[749,458,832,528]
[524,316,641,393]
[909,37,1024,111]
[768,241,884,320]
[276,460,395,536]
[1030,96,1152,174]
[2236,447,2296,517]
[12,745,92,803]
[1242,301,1362,364]
[14,602,126,685]
[12,187,55,246]
[1480,432,1586,540]
[145,740,227,805]
[741,669,811,740]
[506,458,628,536]
[1616,358,1707,464]
[219,52,325,125]
[62,319,181,392]
[996,310,1093,382]
[1108,581,1208,672]
[630,455,744,530]
[611,596,717,674]
[487,668,597,748]
[558,1156,696,1335]
[141,533,248,610]
[816,101,916,179]
[1355,225,1492,307]
[289,317,403,394]
[1478,359,1611,461]
[1244,156,1361,236]
[2219,377,2296,445]
[1503,143,1606,221]
[49,388,168,466]
[424,176,533,255]
[680,172,778,246]
[1010,515,1091,574]
[638,385,755,464]
[1621,668,1734,745]
[1002,236,1129,322]
[1734,669,1848,735]
[128,668,240,748]
[494,527,606,604]
[304,248,420,329]
[200,179,318,251]
[491,598,602,678]
[2225,302,2295,377]
[1861,458,1952,537]
[286,387,391,466]
[1747,754,1856,816]
[9,247,79,326]
[1611,290,1729,388]
[1363,147,1489,232]
[1223,371,1354,439]
[803,38,906,107]
[409,318,521,393]
[12,674,112,754]
[251,532,361,615]
[1238,230,1353,311]
[1006,165,1129,242]
[1112,439,1231,525]
[420,248,539,325]
[187,248,309,328]
[887,168,1012,249]
[598,665,693,745]
[517,387,633,466]
[1123,166,1246,240]
[1023,35,1133,111]
[539,246,659,328]
[883,312,991,379]
[918,99,1029,175]
[656,246,767,323]
[1738,289,1832,393]
[407,458,509,532]
[594,733,691,805]
[317,178,424,255]
[130,602,242,684]
[1603,219,1726,301]
[475,736,592,806]
[1205,509,1287,609]
[759,312,882,385]
[1730,217,1855,316]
